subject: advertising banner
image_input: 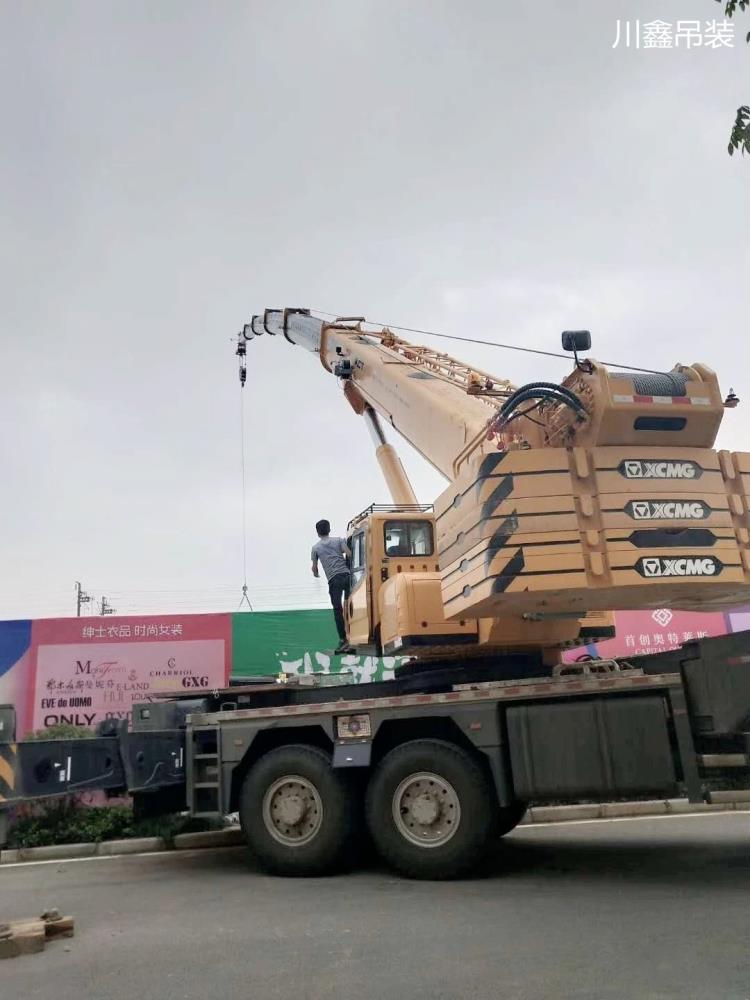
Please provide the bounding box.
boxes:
[27,614,231,734]
[563,608,729,661]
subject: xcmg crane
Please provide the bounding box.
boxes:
[238,308,749,672]
[2,310,749,880]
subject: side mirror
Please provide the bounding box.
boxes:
[561,330,591,352]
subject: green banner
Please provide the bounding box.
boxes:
[232,610,407,683]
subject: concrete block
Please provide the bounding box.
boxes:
[666,798,729,814]
[97,837,166,856]
[528,804,602,823]
[0,850,20,865]
[173,826,244,850]
[16,842,97,862]
[600,800,668,818]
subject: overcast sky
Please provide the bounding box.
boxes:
[1,0,748,620]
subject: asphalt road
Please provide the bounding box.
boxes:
[2,813,749,1000]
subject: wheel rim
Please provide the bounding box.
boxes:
[262,774,323,847]
[392,771,461,848]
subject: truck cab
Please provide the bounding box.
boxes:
[345,504,478,656]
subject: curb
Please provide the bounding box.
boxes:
[0,827,242,866]
[2,800,749,865]
[521,798,750,825]
[97,836,166,856]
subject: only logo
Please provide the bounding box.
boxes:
[636,556,722,578]
[619,459,702,480]
[625,500,710,520]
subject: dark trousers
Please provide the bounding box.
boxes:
[328,572,351,642]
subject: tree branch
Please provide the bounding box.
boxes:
[719,0,749,154]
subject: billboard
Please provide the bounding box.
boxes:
[29,614,232,732]
[0,614,231,737]
[563,608,729,661]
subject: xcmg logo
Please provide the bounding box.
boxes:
[636,556,723,578]
[618,460,702,480]
[625,500,710,521]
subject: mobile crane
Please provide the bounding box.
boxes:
[2,309,749,879]
[237,308,750,665]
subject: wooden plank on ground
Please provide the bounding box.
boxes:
[0,912,75,960]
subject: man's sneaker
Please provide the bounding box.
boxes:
[335,641,355,655]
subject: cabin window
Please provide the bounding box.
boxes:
[350,531,366,587]
[383,520,434,557]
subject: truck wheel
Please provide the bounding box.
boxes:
[239,745,357,876]
[497,801,527,837]
[365,739,497,879]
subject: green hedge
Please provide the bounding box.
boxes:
[7,800,216,849]
[23,723,94,741]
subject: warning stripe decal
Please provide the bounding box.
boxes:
[0,743,17,802]
[612,394,711,406]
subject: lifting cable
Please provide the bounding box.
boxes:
[309,309,669,376]
[236,339,253,611]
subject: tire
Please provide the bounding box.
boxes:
[365,739,497,879]
[239,745,358,876]
[497,801,527,837]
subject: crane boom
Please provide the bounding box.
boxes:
[244,308,511,480]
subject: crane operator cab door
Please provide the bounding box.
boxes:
[346,526,372,648]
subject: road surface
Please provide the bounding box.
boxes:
[2,813,749,1000]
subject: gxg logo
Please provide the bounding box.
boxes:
[619,460,702,480]
[625,500,710,520]
[636,556,722,578]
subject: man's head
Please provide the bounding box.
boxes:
[315,519,331,537]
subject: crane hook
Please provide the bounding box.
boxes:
[236,336,247,388]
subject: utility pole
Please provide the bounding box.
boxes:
[75,581,92,617]
[99,596,116,616]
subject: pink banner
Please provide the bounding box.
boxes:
[27,613,231,733]
[564,608,728,662]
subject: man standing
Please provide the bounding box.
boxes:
[311,519,354,655]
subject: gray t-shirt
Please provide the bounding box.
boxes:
[311,536,349,581]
